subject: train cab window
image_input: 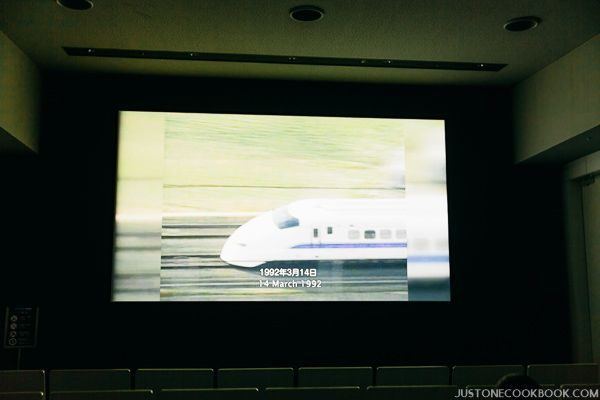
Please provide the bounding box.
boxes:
[364,230,376,239]
[380,229,391,239]
[327,226,333,234]
[396,229,407,239]
[272,207,299,229]
[348,229,359,239]
[313,228,319,238]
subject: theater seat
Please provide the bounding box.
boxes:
[0,394,44,400]
[366,385,458,400]
[159,388,259,400]
[135,369,213,390]
[527,364,599,384]
[217,368,293,389]
[560,383,600,390]
[465,384,557,390]
[49,390,153,400]
[465,385,501,389]
[264,386,361,400]
[452,365,524,386]
[0,370,45,393]
[376,366,449,385]
[297,367,372,387]
[49,370,131,392]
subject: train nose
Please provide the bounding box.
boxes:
[220,238,243,265]
[220,214,271,268]
[220,238,264,268]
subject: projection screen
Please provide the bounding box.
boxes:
[112,112,450,301]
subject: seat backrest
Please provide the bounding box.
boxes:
[465,385,499,389]
[0,393,45,400]
[0,370,45,393]
[217,368,293,389]
[50,390,153,400]
[264,386,361,400]
[159,388,259,400]
[50,370,131,392]
[560,383,600,390]
[528,364,599,384]
[297,367,372,387]
[452,365,524,386]
[376,366,449,385]
[465,384,557,390]
[366,385,458,400]
[135,369,213,390]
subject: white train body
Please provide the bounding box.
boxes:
[220,198,448,268]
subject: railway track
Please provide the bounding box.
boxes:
[114,220,410,301]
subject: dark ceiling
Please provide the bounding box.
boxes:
[1,0,599,85]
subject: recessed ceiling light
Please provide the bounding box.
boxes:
[290,5,324,22]
[56,0,94,11]
[503,16,541,32]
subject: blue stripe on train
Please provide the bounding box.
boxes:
[291,242,408,249]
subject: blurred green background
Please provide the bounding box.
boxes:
[162,113,437,214]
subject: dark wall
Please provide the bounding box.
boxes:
[0,72,569,369]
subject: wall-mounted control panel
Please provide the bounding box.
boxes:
[4,306,38,348]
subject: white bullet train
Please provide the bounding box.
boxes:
[220,198,449,268]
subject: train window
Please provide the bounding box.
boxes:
[396,229,407,239]
[272,207,299,229]
[436,238,449,250]
[414,238,429,250]
[364,230,376,239]
[327,226,333,234]
[313,228,319,238]
[348,229,359,239]
[380,229,391,239]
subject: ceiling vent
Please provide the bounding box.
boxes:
[63,47,507,72]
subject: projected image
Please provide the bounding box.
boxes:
[113,112,449,301]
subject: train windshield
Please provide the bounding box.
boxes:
[272,207,299,229]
